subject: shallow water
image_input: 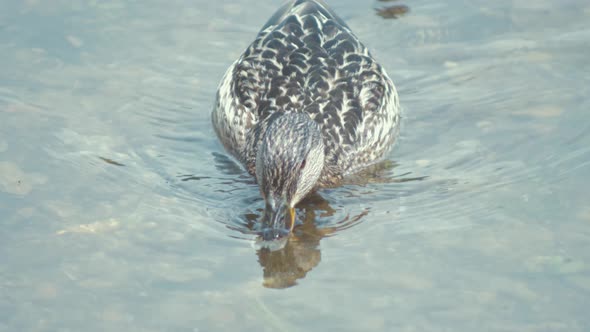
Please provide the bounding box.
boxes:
[1,0,590,330]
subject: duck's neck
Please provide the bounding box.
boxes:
[255,112,326,207]
[243,112,322,176]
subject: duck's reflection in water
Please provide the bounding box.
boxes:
[245,194,369,289]
[257,228,323,289]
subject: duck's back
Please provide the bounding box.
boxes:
[213,0,400,185]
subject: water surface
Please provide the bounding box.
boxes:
[1,0,590,331]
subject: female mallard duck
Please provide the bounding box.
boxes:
[213,0,400,240]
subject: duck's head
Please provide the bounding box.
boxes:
[256,112,325,241]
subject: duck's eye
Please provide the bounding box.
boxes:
[300,159,306,170]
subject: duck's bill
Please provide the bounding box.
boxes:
[261,202,295,241]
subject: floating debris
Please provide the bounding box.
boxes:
[99,156,125,166]
[179,174,211,182]
[376,5,410,19]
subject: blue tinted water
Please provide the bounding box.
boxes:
[1,0,589,331]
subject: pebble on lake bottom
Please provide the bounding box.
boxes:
[514,105,564,118]
[415,159,431,167]
[567,276,590,292]
[0,161,47,196]
[525,255,586,275]
[66,35,83,48]
[35,282,58,300]
[56,218,120,235]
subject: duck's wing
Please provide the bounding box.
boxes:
[213,0,400,176]
[213,1,345,160]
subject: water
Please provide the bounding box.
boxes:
[1,0,589,330]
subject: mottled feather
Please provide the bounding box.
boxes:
[213,0,400,187]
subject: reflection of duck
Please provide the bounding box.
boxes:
[213,0,401,240]
[255,193,368,289]
[257,221,325,289]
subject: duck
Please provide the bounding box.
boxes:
[212,0,400,240]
